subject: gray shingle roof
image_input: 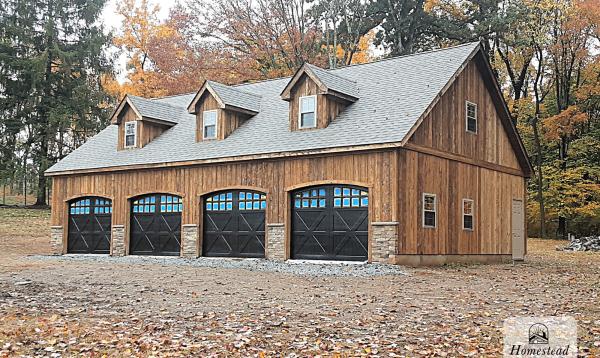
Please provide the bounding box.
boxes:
[305,63,359,98]
[206,81,261,113]
[47,42,480,174]
[128,95,189,124]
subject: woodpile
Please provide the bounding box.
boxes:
[561,236,600,252]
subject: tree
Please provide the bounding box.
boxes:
[372,0,432,56]
[310,0,380,68]
[110,0,169,98]
[186,0,327,78]
[0,0,113,205]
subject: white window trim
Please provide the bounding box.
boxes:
[465,100,478,134]
[124,121,137,149]
[462,198,474,231]
[422,193,437,229]
[203,109,218,140]
[298,95,317,129]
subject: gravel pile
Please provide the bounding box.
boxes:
[28,254,408,277]
[561,235,600,252]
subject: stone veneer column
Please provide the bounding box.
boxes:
[266,223,285,261]
[371,222,398,263]
[50,226,63,255]
[182,224,199,258]
[111,225,126,257]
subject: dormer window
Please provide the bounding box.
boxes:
[203,110,218,139]
[299,95,317,129]
[466,101,477,133]
[124,122,137,148]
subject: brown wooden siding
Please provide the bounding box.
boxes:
[409,61,521,171]
[138,120,170,148]
[194,91,249,141]
[288,74,346,131]
[51,150,398,258]
[116,106,138,150]
[398,149,524,255]
[117,106,170,149]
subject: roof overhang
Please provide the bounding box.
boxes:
[187,81,259,115]
[399,42,532,177]
[110,95,142,124]
[280,63,359,103]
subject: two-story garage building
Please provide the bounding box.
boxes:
[46,42,531,265]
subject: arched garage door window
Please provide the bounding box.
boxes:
[291,185,368,261]
[130,194,182,256]
[203,190,266,258]
[68,197,112,254]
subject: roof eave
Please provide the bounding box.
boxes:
[110,95,142,124]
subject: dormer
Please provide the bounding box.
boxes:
[111,95,183,150]
[187,80,261,141]
[280,63,359,131]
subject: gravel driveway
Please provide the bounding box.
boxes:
[1,208,599,357]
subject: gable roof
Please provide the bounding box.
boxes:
[187,80,262,115]
[110,95,189,125]
[280,62,359,101]
[47,42,530,176]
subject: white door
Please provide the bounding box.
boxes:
[512,199,525,261]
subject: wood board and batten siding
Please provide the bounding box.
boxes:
[116,106,171,150]
[399,56,527,258]
[50,150,399,258]
[193,92,250,141]
[288,74,347,131]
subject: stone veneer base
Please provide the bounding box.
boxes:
[50,226,64,255]
[182,224,199,258]
[266,223,285,261]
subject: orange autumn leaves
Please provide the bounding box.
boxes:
[104,0,375,100]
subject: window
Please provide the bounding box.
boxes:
[294,188,327,208]
[299,95,316,129]
[466,101,477,133]
[462,199,474,230]
[203,110,217,139]
[124,121,137,148]
[206,192,233,211]
[333,187,368,208]
[238,191,267,211]
[70,198,91,215]
[93,198,112,214]
[422,193,437,228]
[132,194,182,213]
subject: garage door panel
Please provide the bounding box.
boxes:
[294,210,330,231]
[68,197,112,254]
[333,210,368,231]
[332,233,368,259]
[203,190,266,258]
[291,233,330,259]
[130,194,182,256]
[238,233,265,255]
[292,185,368,261]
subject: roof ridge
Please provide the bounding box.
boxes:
[128,42,480,99]
[128,94,187,110]
[305,63,358,84]
[207,80,263,97]
[147,92,196,100]
[329,41,480,73]
[229,41,480,89]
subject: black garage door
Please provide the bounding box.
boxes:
[68,197,112,254]
[291,185,369,261]
[203,190,266,257]
[130,194,182,256]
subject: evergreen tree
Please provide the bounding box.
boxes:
[0,0,113,205]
